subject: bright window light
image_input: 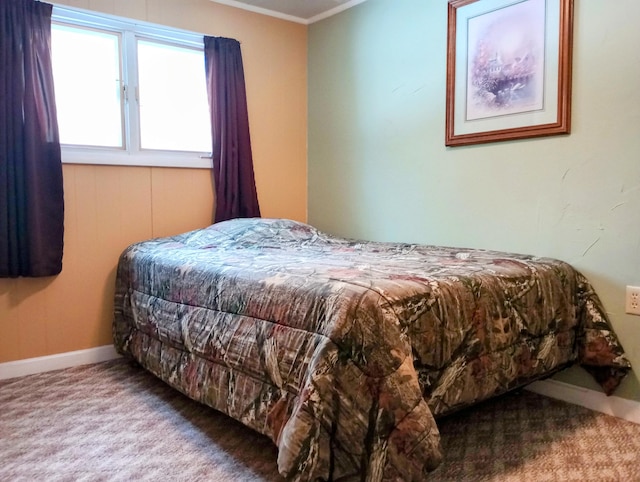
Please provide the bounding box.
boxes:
[137,40,212,152]
[51,24,123,148]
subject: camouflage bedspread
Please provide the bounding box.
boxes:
[113,218,630,481]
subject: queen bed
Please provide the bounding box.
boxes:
[113,218,630,481]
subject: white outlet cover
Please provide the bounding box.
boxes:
[625,285,640,315]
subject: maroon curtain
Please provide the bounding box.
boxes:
[0,0,64,277]
[204,36,260,223]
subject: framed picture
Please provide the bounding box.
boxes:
[445,0,574,146]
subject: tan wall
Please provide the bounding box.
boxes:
[0,0,307,363]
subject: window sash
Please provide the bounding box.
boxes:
[52,23,125,149]
[136,38,212,153]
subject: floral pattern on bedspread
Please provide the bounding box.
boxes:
[113,218,630,481]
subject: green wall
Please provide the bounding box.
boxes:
[308,0,640,401]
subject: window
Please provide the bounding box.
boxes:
[137,40,211,153]
[52,24,122,148]
[51,7,212,168]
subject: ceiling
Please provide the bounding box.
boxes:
[210,0,367,24]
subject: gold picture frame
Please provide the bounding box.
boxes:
[446,0,574,146]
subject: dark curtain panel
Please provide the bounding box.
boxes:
[0,0,64,277]
[204,36,260,223]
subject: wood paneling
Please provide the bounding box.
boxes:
[151,168,214,238]
[0,164,214,362]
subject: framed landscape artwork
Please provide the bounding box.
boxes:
[445,0,574,146]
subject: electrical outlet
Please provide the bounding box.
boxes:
[626,286,640,316]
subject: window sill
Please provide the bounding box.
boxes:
[61,148,213,169]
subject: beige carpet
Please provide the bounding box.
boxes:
[1,359,639,481]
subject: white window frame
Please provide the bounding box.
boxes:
[52,6,213,168]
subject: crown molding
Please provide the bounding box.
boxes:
[210,0,368,25]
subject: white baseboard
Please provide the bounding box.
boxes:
[526,379,640,425]
[2,347,639,426]
[0,345,121,381]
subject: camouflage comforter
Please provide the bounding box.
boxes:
[113,218,630,481]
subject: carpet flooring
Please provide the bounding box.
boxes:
[1,359,639,481]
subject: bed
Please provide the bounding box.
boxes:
[113,218,630,481]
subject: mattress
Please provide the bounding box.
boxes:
[113,218,630,481]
